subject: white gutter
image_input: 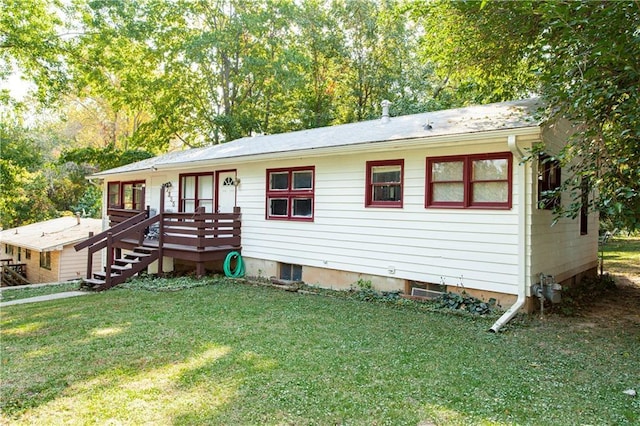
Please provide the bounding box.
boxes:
[490,135,528,332]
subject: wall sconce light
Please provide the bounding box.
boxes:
[233,178,241,186]
[162,181,172,188]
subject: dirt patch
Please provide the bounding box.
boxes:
[559,273,640,329]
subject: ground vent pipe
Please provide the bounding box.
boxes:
[490,135,527,332]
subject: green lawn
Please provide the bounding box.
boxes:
[602,236,640,278]
[1,278,638,425]
[0,282,81,303]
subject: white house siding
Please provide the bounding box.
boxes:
[529,213,599,285]
[231,140,523,296]
[527,121,599,287]
[99,129,599,299]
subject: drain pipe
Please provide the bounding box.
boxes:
[490,135,528,332]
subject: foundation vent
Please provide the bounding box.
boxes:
[409,281,446,299]
[411,288,444,299]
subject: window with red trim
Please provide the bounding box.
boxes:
[179,173,214,212]
[366,159,404,208]
[266,167,314,221]
[426,153,512,209]
[107,182,120,208]
[107,181,145,210]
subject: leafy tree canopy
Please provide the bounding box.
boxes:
[2,0,639,230]
[411,0,640,231]
[59,144,154,172]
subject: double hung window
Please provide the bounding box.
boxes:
[366,160,404,208]
[179,173,214,212]
[537,155,562,210]
[107,182,120,208]
[107,181,145,210]
[580,177,589,235]
[426,153,512,209]
[266,167,314,220]
[40,251,51,270]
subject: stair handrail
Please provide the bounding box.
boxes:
[74,209,149,251]
[1,265,30,286]
[93,215,162,285]
[75,209,163,285]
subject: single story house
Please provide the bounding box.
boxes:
[0,216,103,284]
[86,98,599,329]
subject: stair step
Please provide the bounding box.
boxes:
[116,258,143,265]
[94,272,121,279]
[134,246,158,253]
[83,278,106,286]
[126,252,153,259]
[110,264,131,271]
[79,245,159,291]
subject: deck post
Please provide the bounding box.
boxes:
[86,232,94,279]
[106,232,114,288]
[157,185,166,275]
[196,262,205,277]
[234,207,241,246]
[196,206,206,278]
[196,206,206,250]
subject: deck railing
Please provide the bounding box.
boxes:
[75,209,158,280]
[0,263,29,286]
[161,208,241,249]
[76,203,242,279]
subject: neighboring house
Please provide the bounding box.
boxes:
[87,98,599,326]
[0,216,103,284]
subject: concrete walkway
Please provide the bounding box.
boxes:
[0,283,90,307]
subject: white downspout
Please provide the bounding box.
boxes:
[490,135,528,332]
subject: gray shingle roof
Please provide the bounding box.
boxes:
[92,97,541,177]
[0,217,103,251]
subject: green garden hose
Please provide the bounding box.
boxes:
[223,251,245,278]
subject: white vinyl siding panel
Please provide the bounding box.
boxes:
[58,245,102,282]
[93,104,599,298]
[236,146,522,295]
[528,120,599,284]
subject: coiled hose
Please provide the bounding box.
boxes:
[223,251,245,278]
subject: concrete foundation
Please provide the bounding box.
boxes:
[163,256,598,315]
[243,257,519,308]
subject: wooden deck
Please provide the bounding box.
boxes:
[75,204,242,289]
[0,262,29,287]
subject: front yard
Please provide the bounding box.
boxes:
[1,273,639,425]
[0,282,81,303]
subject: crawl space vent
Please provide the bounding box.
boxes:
[411,288,444,299]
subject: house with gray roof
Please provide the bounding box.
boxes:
[85,98,599,330]
[1,216,103,285]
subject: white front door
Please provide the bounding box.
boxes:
[216,170,237,213]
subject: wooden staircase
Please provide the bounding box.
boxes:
[81,246,159,291]
[74,189,242,291]
[75,208,160,292]
[0,266,30,287]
